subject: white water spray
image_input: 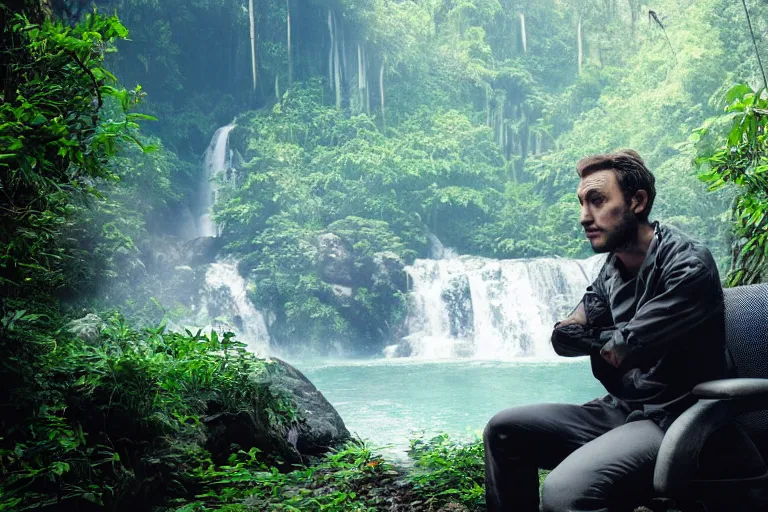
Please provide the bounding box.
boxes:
[428,233,458,260]
[198,259,270,356]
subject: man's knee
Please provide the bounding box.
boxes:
[540,467,592,512]
[483,407,528,457]
[484,404,575,460]
[483,410,507,448]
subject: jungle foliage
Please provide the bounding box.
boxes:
[0,7,292,512]
[0,9,150,299]
[2,0,768,510]
[0,306,301,511]
[13,0,760,352]
[190,0,763,348]
[694,83,768,286]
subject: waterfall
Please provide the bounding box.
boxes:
[399,253,606,360]
[197,259,270,356]
[169,127,272,357]
[428,233,458,260]
[520,13,527,54]
[198,124,235,238]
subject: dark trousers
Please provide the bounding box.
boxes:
[483,396,664,512]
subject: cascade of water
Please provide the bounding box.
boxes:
[401,253,606,360]
[198,124,235,238]
[198,259,271,356]
[520,13,527,54]
[173,127,272,356]
[428,233,458,260]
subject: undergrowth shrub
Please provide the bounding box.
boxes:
[407,433,486,510]
[0,308,297,511]
[173,440,400,512]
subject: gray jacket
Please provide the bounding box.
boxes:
[551,222,727,427]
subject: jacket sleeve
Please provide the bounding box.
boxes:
[599,252,722,370]
[551,267,614,357]
[551,323,607,356]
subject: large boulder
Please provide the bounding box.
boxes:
[268,358,350,456]
[140,236,186,270]
[441,274,474,340]
[182,236,224,267]
[181,236,225,267]
[372,251,407,291]
[139,235,223,272]
[203,358,350,465]
[316,233,353,286]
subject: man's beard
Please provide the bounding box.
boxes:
[591,209,639,254]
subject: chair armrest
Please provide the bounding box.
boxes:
[654,388,768,497]
[693,378,768,400]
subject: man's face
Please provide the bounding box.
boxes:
[577,170,638,253]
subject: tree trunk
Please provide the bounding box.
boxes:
[577,15,583,75]
[341,26,348,85]
[332,11,342,110]
[496,100,504,146]
[249,0,257,90]
[328,9,334,90]
[357,44,364,90]
[357,44,366,114]
[503,120,508,157]
[628,0,640,33]
[286,0,292,85]
[364,45,370,114]
[379,61,385,128]
[275,74,280,99]
[485,86,491,126]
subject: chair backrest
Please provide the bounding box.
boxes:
[723,283,768,455]
[724,283,768,379]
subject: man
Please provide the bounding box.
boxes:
[483,150,727,512]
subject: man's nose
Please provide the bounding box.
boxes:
[579,205,592,227]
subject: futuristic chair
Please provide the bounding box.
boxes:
[653,283,768,511]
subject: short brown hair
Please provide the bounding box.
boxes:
[576,149,656,222]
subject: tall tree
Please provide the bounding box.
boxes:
[286,0,292,86]
[577,14,583,74]
[249,0,257,90]
[379,60,385,127]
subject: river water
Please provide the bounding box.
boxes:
[296,358,605,456]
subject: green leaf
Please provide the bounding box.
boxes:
[725,84,753,104]
[126,113,157,122]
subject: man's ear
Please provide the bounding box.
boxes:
[631,190,648,215]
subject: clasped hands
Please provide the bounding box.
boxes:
[552,318,624,368]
